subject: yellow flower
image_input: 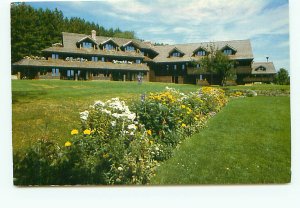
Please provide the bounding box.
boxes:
[194,117,198,121]
[181,105,186,109]
[149,140,154,145]
[147,129,152,135]
[181,123,186,128]
[103,153,109,158]
[83,129,91,135]
[64,141,72,147]
[71,129,78,135]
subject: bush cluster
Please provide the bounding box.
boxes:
[14,87,228,185]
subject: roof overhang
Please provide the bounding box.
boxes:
[76,36,99,48]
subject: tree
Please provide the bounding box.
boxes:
[275,68,290,85]
[11,3,137,64]
[214,50,235,86]
[198,43,235,86]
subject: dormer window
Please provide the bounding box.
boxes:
[101,38,119,51]
[223,49,233,55]
[221,44,237,55]
[83,42,92,49]
[125,45,135,51]
[196,50,206,56]
[169,47,184,58]
[76,36,98,49]
[193,46,208,57]
[104,44,115,50]
[255,66,266,71]
[172,52,181,57]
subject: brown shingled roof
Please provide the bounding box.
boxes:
[152,39,254,63]
[43,32,158,59]
[251,62,276,74]
[12,58,149,72]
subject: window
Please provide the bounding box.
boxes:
[223,49,232,55]
[196,64,200,68]
[52,68,59,76]
[83,42,92,48]
[125,45,135,51]
[67,70,74,77]
[174,65,177,70]
[52,54,59,59]
[172,52,181,57]
[182,64,185,70]
[136,59,141,64]
[196,50,206,56]
[92,56,98,62]
[104,44,114,50]
[101,57,105,62]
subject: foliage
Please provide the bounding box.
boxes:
[11,3,136,64]
[13,86,228,185]
[274,68,290,85]
[133,87,227,160]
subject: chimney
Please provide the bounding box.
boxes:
[91,30,96,40]
[266,56,269,62]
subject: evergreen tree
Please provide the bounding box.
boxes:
[11,3,136,63]
[274,68,290,85]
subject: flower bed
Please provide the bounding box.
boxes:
[14,87,228,185]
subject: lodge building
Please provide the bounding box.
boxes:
[12,30,276,85]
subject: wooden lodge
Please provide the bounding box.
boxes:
[12,30,276,84]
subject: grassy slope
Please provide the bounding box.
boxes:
[12,80,199,152]
[151,96,291,184]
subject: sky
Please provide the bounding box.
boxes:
[25,0,290,71]
[22,0,290,70]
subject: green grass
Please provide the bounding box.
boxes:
[12,80,291,184]
[151,96,291,184]
[12,80,199,152]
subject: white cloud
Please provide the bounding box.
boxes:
[101,0,152,14]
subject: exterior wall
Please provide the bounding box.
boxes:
[235,65,252,74]
[243,75,275,83]
[154,76,173,83]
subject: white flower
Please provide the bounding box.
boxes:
[79,110,89,121]
[130,132,134,135]
[155,147,159,151]
[111,121,116,127]
[112,113,121,119]
[126,113,136,121]
[117,167,123,171]
[101,109,111,115]
[94,100,105,107]
[127,124,137,130]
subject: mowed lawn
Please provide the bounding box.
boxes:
[12,80,290,184]
[151,96,291,184]
[12,80,199,152]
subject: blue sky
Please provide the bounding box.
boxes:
[27,0,290,71]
